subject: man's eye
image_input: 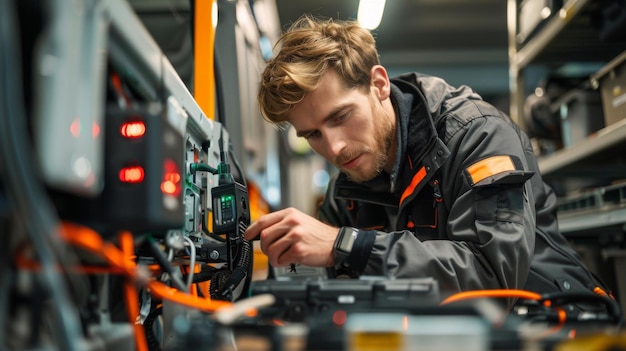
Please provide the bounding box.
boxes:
[304,131,321,140]
[334,113,348,123]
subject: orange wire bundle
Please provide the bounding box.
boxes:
[56,222,236,351]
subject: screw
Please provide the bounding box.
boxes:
[210,250,219,260]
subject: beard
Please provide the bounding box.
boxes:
[343,104,395,183]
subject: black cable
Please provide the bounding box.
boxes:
[144,306,163,351]
[0,1,84,349]
[517,291,624,326]
[222,239,252,301]
[237,224,254,300]
[542,291,624,326]
[181,264,220,284]
[210,270,232,300]
[144,238,188,292]
[213,39,226,125]
[228,140,247,187]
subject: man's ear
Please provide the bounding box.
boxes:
[370,65,391,100]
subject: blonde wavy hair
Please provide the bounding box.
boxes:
[258,15,380,124]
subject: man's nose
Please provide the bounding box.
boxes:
[325,130,347,158]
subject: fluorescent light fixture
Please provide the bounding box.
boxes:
[212,0,218,28]
[357,0,386,30]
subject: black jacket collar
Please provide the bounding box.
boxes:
[333,74,449,207]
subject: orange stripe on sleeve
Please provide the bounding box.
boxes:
[467,155,515,185]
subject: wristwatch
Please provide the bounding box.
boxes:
[334,227,359,269]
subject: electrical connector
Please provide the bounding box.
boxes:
[189,162,218,174]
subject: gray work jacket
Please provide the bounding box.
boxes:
[318,73,610,302]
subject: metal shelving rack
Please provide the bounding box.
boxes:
[507,0,622,126]
[508,0,626,311]
[507,0,626,221]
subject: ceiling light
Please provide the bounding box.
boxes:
[357,0,386,30]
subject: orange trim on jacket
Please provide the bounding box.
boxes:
[399,165,427,206]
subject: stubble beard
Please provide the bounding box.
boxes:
[344,110,395,183]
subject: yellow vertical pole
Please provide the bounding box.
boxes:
[193,0,217,120]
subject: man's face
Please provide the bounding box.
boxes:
[287,69,396,183]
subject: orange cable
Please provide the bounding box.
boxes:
[59,222,234,312]
[442,288,586,342]
[14,241,125,274]
[440,289,542,305]
[145,282,232,311]
[119,231,149,351]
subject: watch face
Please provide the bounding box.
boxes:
[338,227,358,253]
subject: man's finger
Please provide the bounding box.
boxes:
[244,220,262,240]
[243,209,288,240]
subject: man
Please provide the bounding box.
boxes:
[244,15,612,303]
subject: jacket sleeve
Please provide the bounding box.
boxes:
[363,115,537,297]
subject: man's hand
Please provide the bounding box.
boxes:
[244,207,339,268]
